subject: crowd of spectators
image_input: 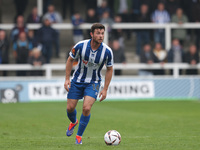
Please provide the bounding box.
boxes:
[0,0,200,76]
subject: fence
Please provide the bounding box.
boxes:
[0,63,200,79]
[1,22,200,50]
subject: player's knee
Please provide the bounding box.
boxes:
[67,105,75,113]
[82,106,91,115]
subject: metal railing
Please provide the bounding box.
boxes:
[1,22,200,50]
[0,63,200,79]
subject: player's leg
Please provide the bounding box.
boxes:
[66,99,79,136]
[76,96,96,144]
[66,81,84,136]
[75,82,100,144]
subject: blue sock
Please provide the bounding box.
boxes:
[77,114,91,136]
[67,109,77,123]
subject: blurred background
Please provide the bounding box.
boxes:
[0,0,200,102]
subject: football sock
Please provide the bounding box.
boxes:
[67,109,77,124]
[77,113,91,136]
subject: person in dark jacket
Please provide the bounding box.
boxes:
[139,43,159,76]
[10,15,28,43]
[184,44,199,75]
[0,30,9,76]
[13,32,33,76]
[26,7,42,24]
[36,18,57,63]
[168,39,184,75]
[135,4,151,55]
[85,8,99,38]
[28,47,46,76]
[112,40,126,75]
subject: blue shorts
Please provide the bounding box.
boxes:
[67,81,101,100]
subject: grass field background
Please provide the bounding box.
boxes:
[0,100,200,150]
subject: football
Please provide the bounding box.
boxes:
[104,130,121,145]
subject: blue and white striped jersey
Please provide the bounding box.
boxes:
[69,39,113,83]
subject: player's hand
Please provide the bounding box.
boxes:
[99,89,107,102]
[64,79,71,92]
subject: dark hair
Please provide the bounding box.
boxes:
[91,23,105,33]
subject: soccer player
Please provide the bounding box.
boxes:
[64,23,113,144]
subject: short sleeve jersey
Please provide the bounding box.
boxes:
[69,39,113,83]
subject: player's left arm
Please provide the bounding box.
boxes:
[99,66,113,102]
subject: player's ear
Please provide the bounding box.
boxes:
[90,32,93,38]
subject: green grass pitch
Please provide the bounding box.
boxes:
[0,100,200,150]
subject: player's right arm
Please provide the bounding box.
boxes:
[64,56,74,92]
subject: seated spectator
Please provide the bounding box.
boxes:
[96,0,111,19]
[43,5,62,57]
[85,8,99,38]
[10,15,28,43]
[139,43,159,76]
[100,11,113,34]
[36,18,57,63]
[131,0,141,22]
[153,42,167,75]
[111,15,125,48]
[168,39,184,75]
[112,40,126,75]
[135,4,150,55]
[13,32,33,76]
[184,44,199,75]
[71,12,84,44]
[171,8,188,45]
[26,7,42,23]
[152,2,170,48]
[0,30,9,76]
[28,48,46,76]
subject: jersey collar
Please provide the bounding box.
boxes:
[88,39,103,52]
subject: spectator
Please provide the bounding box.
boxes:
[131,0,141,22]
[26,7,42,24]
[152,2,170,48]
[114,0,132,22]
[28,30,38,48]
[168,39,184,75]
[43,0,53,14]
[139,43,159,76]
[171,8,188,45]
[13,0,28,21]
[43,5,63,23]
[85,8,99,38]
[112,40,126,75]
[28,48,46,76]
[111,15,125,48]
[62,0,74,20]
[153,42,167,75]
[114,0,132,39]
[96,0,111,19]
[135,4,150,55]
[184,44,199,75]
[100,11,114,34]
[37,18,57,63]
[71,12,84,44]
[10,16,28,43]
[13,32,33,76]
[165,0,181,16]
[0,30,9,76]
[43,5,62,57]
